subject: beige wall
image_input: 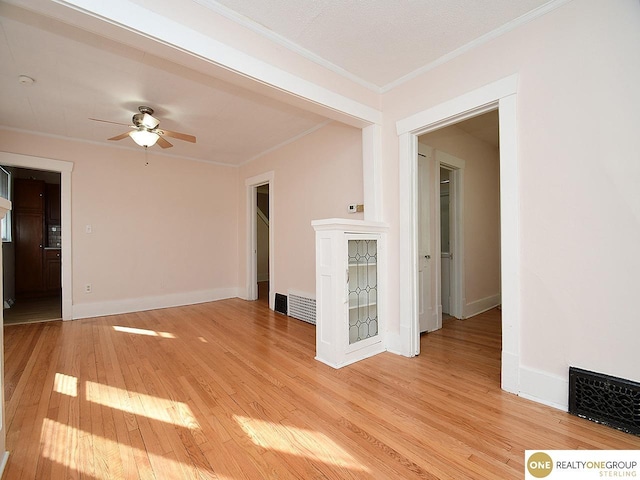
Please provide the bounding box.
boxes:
[0,121,362,315]
[419,124,501,312]
[382,0,640,390]
[238,121,363,299]
[0,129,240,314]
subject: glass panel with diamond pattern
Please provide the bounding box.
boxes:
[348,239,378,345]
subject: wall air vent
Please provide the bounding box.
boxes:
[569,367,640,436]
[274,293,287,315]
[287,290,316,325]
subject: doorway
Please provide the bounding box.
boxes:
[0,152,72,323]
[396,74,520,394]
[440,167,452,316]
[256,184,270,304]
[3,167,62,325]
[245,171,274,309]
[417,146,466,333]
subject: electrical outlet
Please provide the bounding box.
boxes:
[85,284,92,294]
[348,204,357,213]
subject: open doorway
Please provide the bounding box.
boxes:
[2,167,62,325]
[256,184,270,304]
[395,75,521,392]
[440,166,453,316]
[245,171,274,309]
[418,111,500,332]
[0,152,73,322]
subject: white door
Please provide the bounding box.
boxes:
[418,146,438,333]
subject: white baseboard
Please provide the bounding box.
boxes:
[72,287,240,320]
[464,293,501,318]
[0,451,9,477]
[518,366,568,411]
[316,342,386,369]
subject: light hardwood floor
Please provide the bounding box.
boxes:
[3,301,639,479]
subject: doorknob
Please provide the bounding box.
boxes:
[424,255,431,259]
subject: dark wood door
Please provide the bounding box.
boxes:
[15,212,44,295]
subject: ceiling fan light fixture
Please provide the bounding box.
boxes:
[130,128,159,147]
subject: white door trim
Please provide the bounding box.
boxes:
[0,151,74,321]
[395,74,520,395]
[245,171,274,308]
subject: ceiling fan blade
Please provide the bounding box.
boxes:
[89,118,133,127]
[108,131,132,141]
[158,129,196,143]
[156,136,173,149]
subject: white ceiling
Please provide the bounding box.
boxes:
[205,0,554,89]
[0,0,556,165]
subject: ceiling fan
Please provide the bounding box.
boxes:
[90,106,196,149]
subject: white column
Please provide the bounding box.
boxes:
[362,124,383,222]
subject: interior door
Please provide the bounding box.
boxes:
[418,147,437,333]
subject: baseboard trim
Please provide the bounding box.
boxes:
[464,293,501,318]
[0,451,9,477]
[316,342,386,369]
[71,287,240,320]
[518,366,568,411]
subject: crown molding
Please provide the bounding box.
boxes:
[381,0,573,93]
[193,0,382,93]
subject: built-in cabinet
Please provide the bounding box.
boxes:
[44,249,62,291]
[13,178,61,298]
[312,219,388,369]
[46,183,61,225]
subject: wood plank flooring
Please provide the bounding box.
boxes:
[3,295,62,325]
[3,301,639,479]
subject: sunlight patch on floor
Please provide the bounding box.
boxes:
[53,373,77,397]
[112,326,175,338]
[234,415,368,472]
[40,418,228,479]
[86,381,201,429]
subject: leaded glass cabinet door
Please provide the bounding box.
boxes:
[347,235,379,348]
